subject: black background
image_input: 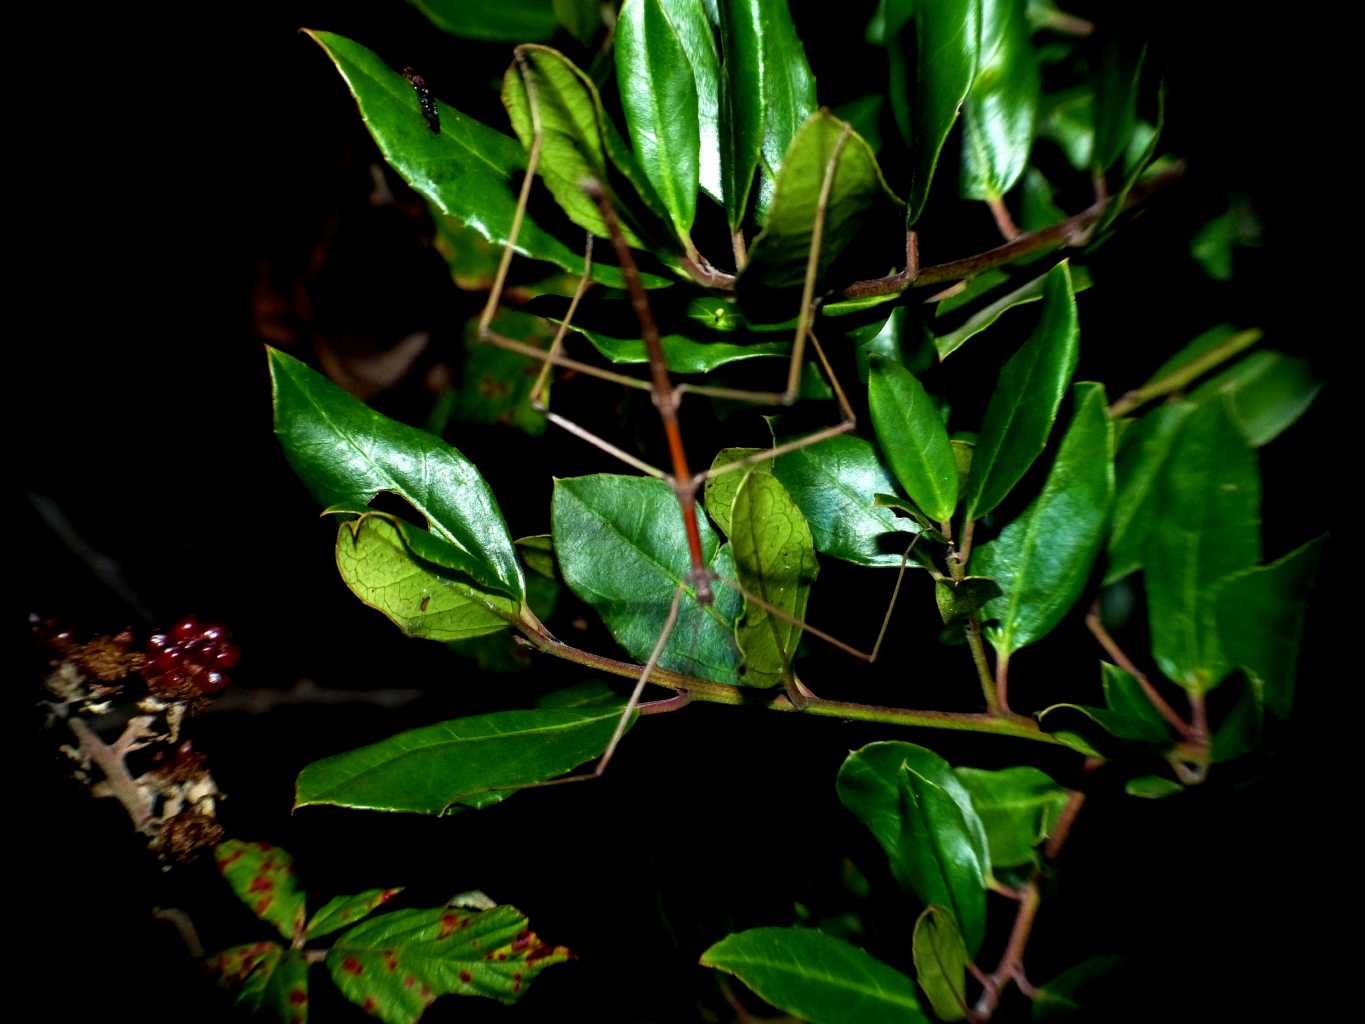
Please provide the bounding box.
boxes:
[23,2,1336,1021]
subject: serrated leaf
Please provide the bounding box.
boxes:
[328,904,569,1023]
[336,517,518,642]
[553,475,743,682]
[973,382,1114,658]
[1214,536,1326,719]
[1191,351,1322,448]
[936,264,1091,360]
[307,888,405,941]
[934,576,1002,624]
[911,906,969,1021]
[1145,398,1261,691]
[616,0,701,239]
[868,358,958,522]
[207,942,310,1022]
[700,927,927,1024]
[215,842,307,942]
[453,311,552,437]
[731,471,818,687]
[407,0,558,41]
[1105,402,1195,585]
[962,263,1080,519]
[295,706,626,814]
[1040,662,1176,749]
[269,347,523,600]
[837,742,990,953]
[704,447,769,536]
[773,434,924,568]
[960,0,1040,201]
[568,322,790,373]
[953,766,1069,869]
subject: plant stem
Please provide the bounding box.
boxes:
[1108,327,1262,418]
[987,196,1021,241]
[1084,602,1195,739]
[68,716,158,833]
[966,620,1002,715]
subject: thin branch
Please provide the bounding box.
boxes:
[68,716,158,833]
[1085,602,1194,739]
[152,907,205,959]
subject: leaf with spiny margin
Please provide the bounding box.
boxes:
[972,382,1114,658]
[868,358,957,522]
[306,32,649,291]
[960,0,1040,201]
[936,264,1091,359]
[407,0,557,41]
[1214,536,1326,719]
[774,434,925,568]
[207,942,311,1023]
[705,447,770,536]
[953,766,1069,869]
[502,45,674,251]
[295,706,627,815]
[616,0,701,239]
[1190,351,1323,448]
[738,111,902,313]
[935,576,1002,625]
[659,0,723,204]
[836,742,990,953]
[269,347,523,599]
[700,927,928,1024]
[307,888,405,942]
[1039,663,1176,751]
[216,841,307,942]
[336,517,518,642]
[1105,402,1195,585]
[961,263,1080,519]
[1145,397,1261,692]
[912,906,970,1021]
[568,322,790,373]
[731,471,818,687]
[552,475,744,683]
[327,904,570,1023]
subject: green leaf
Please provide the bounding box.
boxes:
[1141,324,1260,389]
[307,888,404,942]
[502,45,672,250]
[269,346,524,599]
[206,942,310,1022]
[738,111,902,311]
[960,0,1041,200]
[868,358,958,521]
[1040,662,1176,748]
[336,517,518,642]
[516,535,558,579]
[215,841,307,942]
[554,0,601,44]
[837,742,990,953]
[553,475,744,682]
[1191,351,1323,448]
[616,0,701,239]
[953,766,1069,869]
[911,906,970,1021]
[1105,402,1195,585]
[1145,398,1261,691]
[1032,955,1124,1020]
[1210,677,1263,762]
[1190,196,1261,281]
[455,311,552,437]
[834,94,887,153]
[658,0,724,204]
[705,448,769,536]
[972,382,1115,658]
[1214,536,1326,718]
[936,264,1091,360]
[536,679,623,708]
[407,0,558,41]
[568,322,790,373]
[700,927,927,1024]
[773,434,923,568]
[1019,167,1067,231]
[1092,81,1163,237]
[1038,86,1094,169]
[1091,38,1146,172]
[1124,775,1184,799]
[935,576,1003,624]
[295,706,626,815]
[731,471,819,687]
[961,263,1080,518]
[328,904,570,1022]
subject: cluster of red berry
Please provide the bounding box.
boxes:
[145,617,240,699]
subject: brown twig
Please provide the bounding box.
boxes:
[1084,602,1195,739]
[68,716,158,833]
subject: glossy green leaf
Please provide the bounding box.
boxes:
[705,448,769,536]
[295,705,626,814]
[553,475,744,682]
[654,0,723,206]
[215,841,307,942]
[206,942,310,1022]
[1091,38,1146,172]
[868,358,958,522]
[306,888,405,942]
[960,0,1040,200]
[935,576,1003,624]
[911,906,969,1021]
[407,0,557,41]
[1031,955,1124,1020]
[1104,402,1195,585]
[328,904,569,1022]
[953,766,1069,869]
[731,471,819,687]
[700,927,927,1024]
[336,517,518,642]
[936,264,1091,360]
[455,311,552,437]
[837,742,990,953]
[569,322,790,373]
[739,112,902,309]
[973,382,1114,657]
[1191,351,1323,448]
[269,346,524,599]
[1040,662,1175,748]
[961,263,1080,519]
[1124,775,1184,799]
[773,434,924,568]
[616,0,701,239]
[1145,398,1261,692]
[1214,536,1326,718]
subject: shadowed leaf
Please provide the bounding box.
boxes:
[407,0,558,41]
[912,906,969,1020]
[953,766,1069,869]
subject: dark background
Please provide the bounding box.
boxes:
[24,2,1335,1021]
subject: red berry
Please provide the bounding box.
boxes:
[147,633,169,653]
[213,644,241,669]
[201,625,227,644]
[154,648,185,674]
[172,617,200,641]
[199,671,229,694]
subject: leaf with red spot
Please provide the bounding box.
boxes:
[307,887,406,941]
[326,904,570,1023]
[206,943,311,1022]
[216,840,308,942]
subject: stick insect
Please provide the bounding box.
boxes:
[470,51,919,787]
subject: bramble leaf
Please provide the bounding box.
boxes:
[215,841,307,942]
[307,888,405,942]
